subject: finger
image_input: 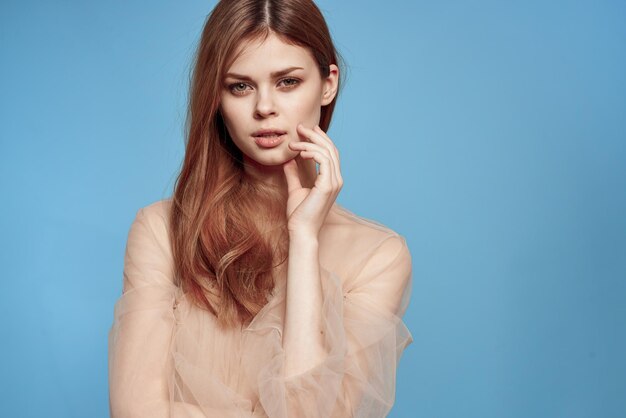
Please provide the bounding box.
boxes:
[297,124,340,188]
[312,125,339,157]
[297,124,340,179]
[312,125,342,185]
[297,149,334,193]
[283,158,302,193]
[289,141,336,189]
[297,123,333,148]
[297,123,331,148]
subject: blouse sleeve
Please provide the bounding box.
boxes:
[108,207,205,418]
[256,235,414,418]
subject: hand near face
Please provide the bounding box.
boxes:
[283,123,343,238]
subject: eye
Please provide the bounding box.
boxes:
[279,77,300,88]
[228,82,250,96]
[227,78,301,96]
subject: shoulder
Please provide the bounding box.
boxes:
[137,198,172,222]
[134,198,172,231]
[129,198,173,250]
[324,203,411,274]
[123,198,176,289]
[328,203,409,253]
[327,205,412,314]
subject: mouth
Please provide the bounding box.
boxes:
[252,129,288,148]
[252,131,287,148]
[252,129,287,138]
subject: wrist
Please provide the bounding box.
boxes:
[288,230,319,246]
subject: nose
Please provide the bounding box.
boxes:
[254,86,277,118]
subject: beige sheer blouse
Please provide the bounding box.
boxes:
[108,199,413,417]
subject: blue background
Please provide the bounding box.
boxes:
[1,0,625,417]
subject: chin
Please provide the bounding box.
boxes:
[245,150,295,167]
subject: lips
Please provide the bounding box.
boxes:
[251,128,288,148]
[252,128,287,137]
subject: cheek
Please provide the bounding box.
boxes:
[286,88,322,123]
[219,99,242,130]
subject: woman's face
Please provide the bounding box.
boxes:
[219,32,338,167]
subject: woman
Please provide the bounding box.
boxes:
[108,1,413,417]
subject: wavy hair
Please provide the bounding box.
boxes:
[169,0,346,328]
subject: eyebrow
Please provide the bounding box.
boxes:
[224,66,304,81]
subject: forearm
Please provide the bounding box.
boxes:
[282,232,328,377]
[277,233,358,417]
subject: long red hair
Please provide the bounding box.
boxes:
[169,0,346,328]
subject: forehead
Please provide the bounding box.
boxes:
[228,32,316,73]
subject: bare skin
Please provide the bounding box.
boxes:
[219,31,342,378]
[283,124,343,376]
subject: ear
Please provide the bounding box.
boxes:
[321,64,339,106]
